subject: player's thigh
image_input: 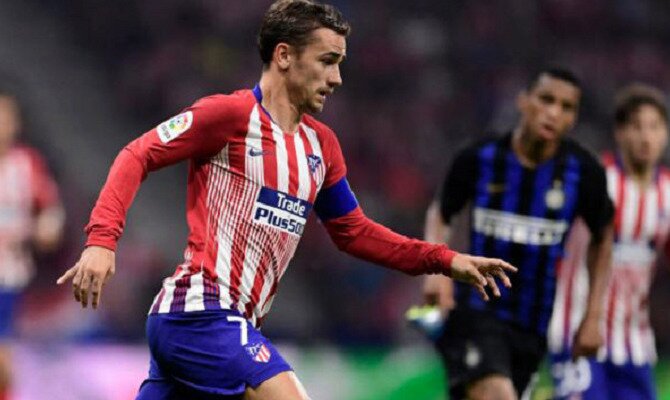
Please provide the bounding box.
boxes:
[508,327,546,398]
[466,374,516,400]
[243,371,309,400]
[437,310,513,399]
[136,377,179,400]
[147,311,292,396]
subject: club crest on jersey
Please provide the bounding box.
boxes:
[545,180,565,210]
[157,111,193,143]
[245,342,272,363]
[252,187,312,235]
[307,154,322,173]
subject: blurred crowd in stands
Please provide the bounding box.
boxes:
[18,0,670,350]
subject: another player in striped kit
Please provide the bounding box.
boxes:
[56,1,516,399]
[0,88,64,400]
[549,84,669,399]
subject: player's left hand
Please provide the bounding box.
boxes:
[56,245,116,310]
[449,254,517,301]
[572,316,602,359]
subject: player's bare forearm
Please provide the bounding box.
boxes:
[33,204,65,252]
[423,201,450,244]
[422,201,455,309]
[573,222,613,358]
[57,245,116,310]
[583,222,613,321]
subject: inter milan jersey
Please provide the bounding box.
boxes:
[439,133,613,334]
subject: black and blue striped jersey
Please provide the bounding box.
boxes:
[439,133,613,334]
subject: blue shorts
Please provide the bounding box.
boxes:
[136,310,292,399]
[550,351,657,400]
[0,289,19,339]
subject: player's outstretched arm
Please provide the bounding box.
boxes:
[321,206,516,301]
[57,246,115,310]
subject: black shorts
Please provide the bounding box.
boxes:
[435,309,546,399]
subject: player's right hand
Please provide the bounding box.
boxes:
[449,254,516,301]
[57,245,116,310]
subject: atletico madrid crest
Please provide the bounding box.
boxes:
[307,154,322,173]
[245,342,272,363]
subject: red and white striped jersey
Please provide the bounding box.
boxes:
[549,152,670,365]
[87,87,456,328]
[88,89,344,327]
[0,146,60,289]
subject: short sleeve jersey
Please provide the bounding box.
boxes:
[439,133,613,334]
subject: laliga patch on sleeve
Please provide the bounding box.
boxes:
[157,111,193,143]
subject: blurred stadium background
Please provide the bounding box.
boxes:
[3,0,670,398]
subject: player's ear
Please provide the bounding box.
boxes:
[274,43,291,71]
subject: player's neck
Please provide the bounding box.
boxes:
[620,152,655,187]
[512,127,560,168]
[258,76,302,133]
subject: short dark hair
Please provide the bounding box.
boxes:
[257,0,351,66]
[614,83,668,127]
[527,67,582,91]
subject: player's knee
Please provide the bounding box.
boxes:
[466,374,516,400]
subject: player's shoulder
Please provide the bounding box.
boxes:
[7,144,49,171]
[658,164,670,181]
[452,132,504,161]
[10,144,44,162]
[561,137,602,169]
[301,114,338,143]
[192,89,256,112]
[466,132,503,151]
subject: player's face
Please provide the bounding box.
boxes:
[288,28,345,114]
[616,104,668,170]
[518,75,580,142]
[0,96,20,152]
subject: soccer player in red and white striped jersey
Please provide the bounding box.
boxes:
[0,89,64,400]
[549,84,669,399]
[56,1,515,399]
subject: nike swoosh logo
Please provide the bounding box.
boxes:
[248,148,270,157]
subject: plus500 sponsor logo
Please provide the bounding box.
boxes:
[252,188,312,235]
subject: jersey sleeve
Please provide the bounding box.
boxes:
[439,146,478,224]
[313,129,358,220]
[85,95,242,250]
[126,95,241,170]
[576,153,614,237]
[322,207,457,275]
[313,129,457,275]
